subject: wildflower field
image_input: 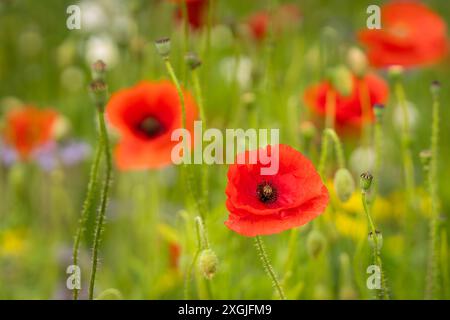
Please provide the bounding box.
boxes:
[0,0,449,300]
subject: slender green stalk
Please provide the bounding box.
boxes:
[72,140,103,300]
[394,80,415,206]
[88,110,112,300]
[373,120,383,197]
[318,128,345,177]
[361,188,389,299]
[254,236,286,300]
[425,83,441,299]
[192,70,209,208]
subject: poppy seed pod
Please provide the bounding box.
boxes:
[306,230,326,259]
[198,249,218,280]
[155,37,171,58]
[185,52,202,70]
[89,80,108,110]
[333,168,355,202]
[373,103,385,123]
[360,172,373,192]
[430,80,441,96]
[91,60,106,81]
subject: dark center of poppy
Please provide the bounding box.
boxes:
[137,116,164,138]
[256,181,278,204]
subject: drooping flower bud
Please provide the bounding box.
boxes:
[306,229,326,259]
[198,249,218,280]
[360,172,373,192]
[368,230,383,250]
[347,47,367,77]
[185,52,202,70]
[328,65,353,96]
[333,168,355,202]
[154,37,171,59]
[299,121,317,141]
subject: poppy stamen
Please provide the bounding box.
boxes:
[257,181,278,204]
[137,116,164,138]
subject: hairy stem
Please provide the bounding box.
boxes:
[362,191,389,299]
[88,110,112,300]
[254,236,286,300]
[72,139,103,300]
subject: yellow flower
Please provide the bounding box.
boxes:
[0,229,27,257]
[333,211,367,241]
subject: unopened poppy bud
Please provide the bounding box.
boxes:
[333,168,355,202]
[89,79,108,110]
[360,172,373,192]
[347,47,367,77]
[368,230,383,250]
[430,80,441,96]
[299,121,317,140]
[373,103,385,123]
[306,230,326,259]
[198,249,218,280]
[155,37,171,59]
[328,65,353,96]
[388,65,404,80]
[185,52,202,70]
[91,60,107,81]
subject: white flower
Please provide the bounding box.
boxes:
[219,56,253,90]
[85,35,119,68]
[78,0,108,33]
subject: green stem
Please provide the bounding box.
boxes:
[318,128,345,177]
[373,121,383,197]
[425,87,440,299]
[254,235,286,300]
[88,110,112,300]
[72,139,103,300]
[361,191,389,299]
[394,80,415,206]
[164,58,207,219]
[192,70,209,208]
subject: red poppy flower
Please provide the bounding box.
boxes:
[247,11,270,41]
[168,242,181,270]
[303,73,388,130]
[225,144,329,237]
[171,0,208,30]
[106,80,198,170]
[2,106,58,160]
[246,5,301,41]
[358,1,449,68]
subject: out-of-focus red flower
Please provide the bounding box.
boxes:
[225,144,329,237]
[303,73,388,130]
[247,11,271,41]
[106,81,198,171]
[171,0,208,30]
[168,242,181,270]
[358,1,449,68]
[2,106,58,160]
[246,4,301,41]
